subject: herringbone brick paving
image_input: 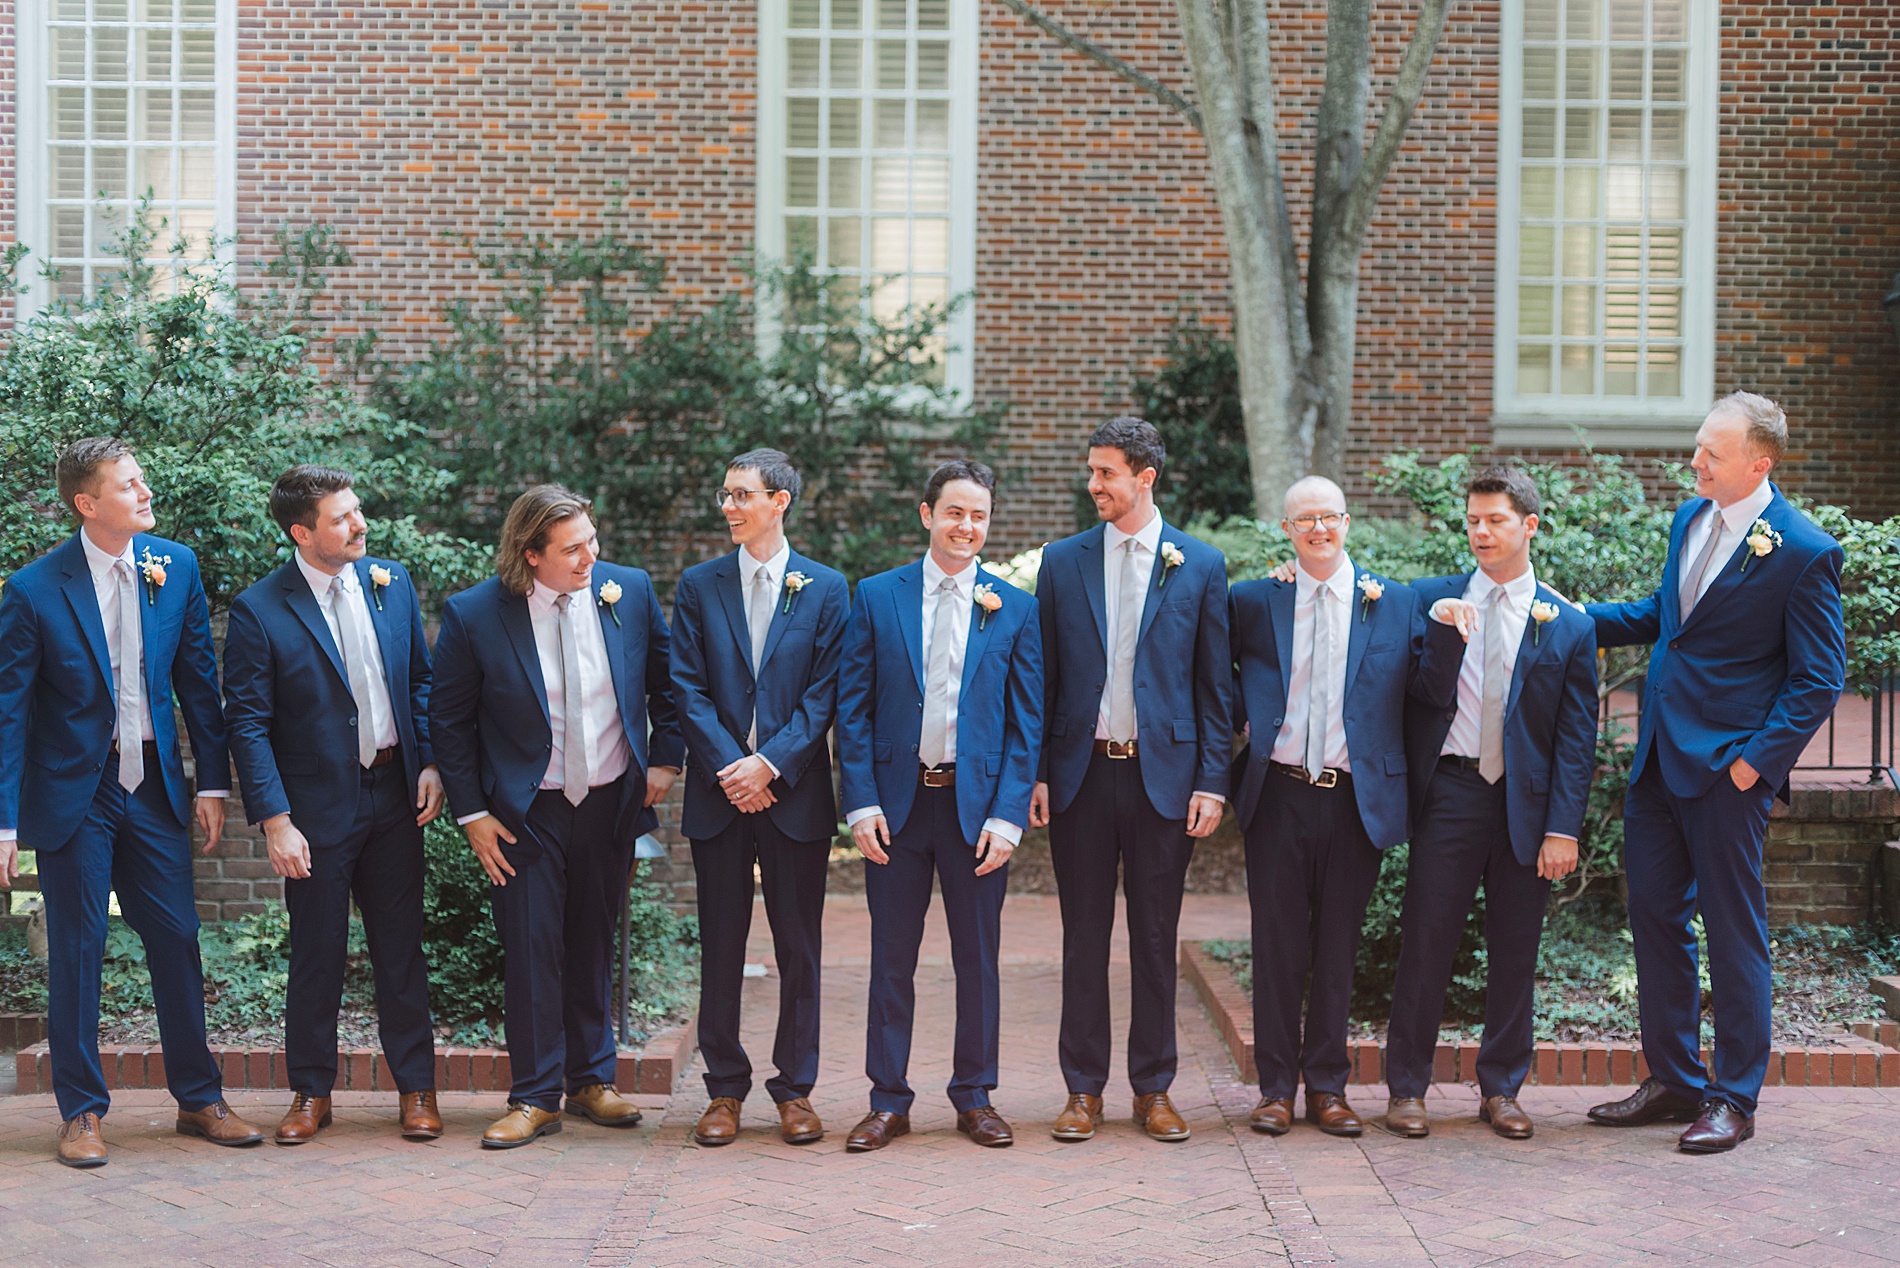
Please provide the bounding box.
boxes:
[0,893,1897,1266]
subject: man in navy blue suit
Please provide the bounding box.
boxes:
[836,459,1043,1152]
[431,484,683,1148]
[223,465,446,1145]
[0,438,265,1167]
[1585,394,1844,1153]
[1384,466,1598,1141]
[1233,476,1464,1139]
[671,449,847,1148]
[1029,418,1232,1144]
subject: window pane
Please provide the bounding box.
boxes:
[1650,109,1684,161]
[1525,0,1560,41]
[785,215,818,257]
[830,0,859,26]
[52,87,87,139]
[876,40,906,89]
[95,89,129,141]
[1560,344,1596,394]
[1562,165,1598,218]
[179,89,213,141]
[97,0,129,17]
[787,39,821,89]
[874,99,905,146]
[139,29,173,81]
[1647,227,1682,278]
[1605,226,1643,277]
[52,27,87,79]
[916,99,949,148]
[138,88,174,141]
[876,0,906,29]
[1604,345,1639,395]
[1523,48,1558,100]
[1649,167,1683,219]
[1519,225,1556,276]
[827,216,862,269]
[1518,285,1555,337]
[1565,0,1598,41]
[1608,48,1644,100]
[787,98,820,148]
[786,156,819,205]
[94,147,128,200]
[1604,285,1641,336]
[872,217,906,271]
[1605,166,1642,218]
[826,156,860,207]
[1608,0,1644,42]
[176,206,215,254]
[1647,345,1681,395]
[52,147,88,198]
[1562,224,1596,277]
[911,157,947,211]
[95,25,128,80]
[1652,50,1684,101]
[871,156,906,209]
[1522,108,1557,158]
[830,40,861,89]
[139,146,174,198]
[53,206,86,256]
[916,0,947,29]
[180,30,214,80]
[788,0,820,28]
[1521,167,1556,217]
[1563,109,1597,159]
[1564,47,1596,100]
[829,98,861,148]
[1647,287,1681,338]
[1561,284,1595,336]
[916,40,948,91]
[1518,343,1553,394]
[913,217,948,271]
[1607,109,1642,160]
[1652,0,1685,41]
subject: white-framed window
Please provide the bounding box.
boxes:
[756,0,978,399]
[1492,0,1717,447]
[12,0,236,313]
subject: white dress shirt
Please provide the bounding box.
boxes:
[845,554,1023,846]
[1268,556,1356,772]
[1681,479,1775,609]
[1441,565,1538,760]
[1096,509,1162,739]
[737,540,789,778]
[81,530,156,745]
[294,552,398,752]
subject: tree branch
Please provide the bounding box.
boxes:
[993,0,1203,134]
[1234,0,1307,360]
[1338,0,1453,248]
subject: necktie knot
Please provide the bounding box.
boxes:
[556,592,572,612]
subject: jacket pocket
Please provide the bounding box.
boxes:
[874,740,893,763]
[1382,752,1408,775]
[277,752,319,776]
[1701,697,1768,728]
[1051,715,1070,737]
[1529,769,1550,794]
[1171,719,1197,743]
[985,752,1002,776]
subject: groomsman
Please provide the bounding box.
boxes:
[1586,394,1844,1153]
[0,438,264,1167]
[671,450,847,1147]
[1384,466,1598,1140]
[223,466,444,1144]
[1029,418,1232,1143]
[431,485,683,1148]
[1232,476,1463,1138]
[836,460,1042,1152]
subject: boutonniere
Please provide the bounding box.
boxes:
[973,582,1004,631]
[597,579,623,626]
[1356,574,1384,623]
[1157,541,1186,589]
[137,546,171,606]
[1530,599,1559,646]
[782,570,811,614]
[367,564,393,611]
[1741,519,1782,573]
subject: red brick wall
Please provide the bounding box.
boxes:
[1,0,16,297]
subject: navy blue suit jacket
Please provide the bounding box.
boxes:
[1036,522,1233,819]
[670,549,847,844]
[837,560,1043,846]
[0,531,230,851]
[1588,485,1845,801]
[1228,568,1463,848]
[1404,573,1600,866]
[429,564,684,847]
[222,557,435,848]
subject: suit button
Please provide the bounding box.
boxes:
[745,685,754,695]
[1669,640,1679,648]
[1446,710,1457,721]
[348,717,357,727]
[910,745,918,754]
[1093,683,1102,691]
[1272,717,1283,727]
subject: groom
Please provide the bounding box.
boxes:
[1585,392,1844,1153]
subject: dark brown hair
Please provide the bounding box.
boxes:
[269,465,355,537]
[1466,464,1541,520]
[56,437,135,516]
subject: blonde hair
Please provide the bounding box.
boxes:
[1712,391,1788,466]
[496,484,594,594]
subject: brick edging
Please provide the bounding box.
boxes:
[13,1013,698,1096]
[1181,940,1900,1089]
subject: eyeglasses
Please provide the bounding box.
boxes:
[1286,512,1348,532]
[714,488,778,509]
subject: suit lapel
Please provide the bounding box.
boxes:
[713,554,755,684]
[281,564,349,690]
[1506,581,1557,721]
[355,559,404,700]
[594,574,631,726]
[895,561,926,695]
[498,589,551,725]
[1343,567,1374,691]
[57,535,115,693]
[1677,489,1776,639]
[1078,527,1108,654]
[1267,582,1295,690]
[1135,523,1171,650]
[132,535,175,712]
[758,551,805,675]
[959,570,998,696]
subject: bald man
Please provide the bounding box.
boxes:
[1228,476,1464,1138]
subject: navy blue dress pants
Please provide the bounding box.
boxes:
[1384,760,1551,1100]
[490,780,632,1111]
[37,766,223,1121]
[1049,753,1195,1098]
[283,757,435,1097]
[690,811,829,1104]
[1245,770,1381,1099]
[862,780,1007,1115]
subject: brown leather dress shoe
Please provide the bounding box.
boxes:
[1480,1095,1534,1139]
[176,1100,266,1147]
[400,1090,444,1140]
[56,1112,109,1168]
[1133,1092,1190,1141]
[1052,1093,1104,1141]
[777,1096,824,1144]
[695,1097,743,1146]
[1250,1097,1293,1136]
[1305,1092,1363,1137]
[1587,1077,1700,1127]
[566,1082,643,1127]
[1678,1100,1754,1154]
[274,1093,333,1144]
[844,1110,910,1152]
[957,1106,1015,1147]
[1384,1096,1430,1138]
[482,1101,562,1149]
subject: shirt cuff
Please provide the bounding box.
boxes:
[757,754,781,780]
[1545,832,1579,843]
[981,817,1022,847]
[455,810,492,827]
[196,789,229,798]
[845,806,882,829]
[1192,791,1226,804]
[0,830,14,843]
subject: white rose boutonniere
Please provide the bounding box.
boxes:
[973,582,1004,631]
[1741,519,1782,573]
[1158,541,1186,589]
[138,546,172,607]
[597,578,623,626]
[782,570,812,614]
[368,563,393,611]
[1530,599,1560,646]
[1356,574,1384,623]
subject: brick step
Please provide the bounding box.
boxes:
[1181,940,1900,1089]
[12,1015,696,1096]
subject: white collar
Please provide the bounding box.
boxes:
[737,540,791,587]
[1711,480,1775,533]
[922,552,979,596]
[1103,509,1163,556]
[1468,563,1538,607]
[80,529,135,581]
[294,550,356,599]
[1294,555,1357,603]
[529,578,591,614]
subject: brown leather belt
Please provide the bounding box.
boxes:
[107,739,163,762]
[1092,739,1138,760]
[1438,754,1484,773]
[1270,760,1348,789]
[920,764,956,788]
[369,746,399,769]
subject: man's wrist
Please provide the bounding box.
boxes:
[981,817,1022,847]
[756,753,781,780]
[196,789,229,799]
[456,810,492,827]
[845,806,883,829]
[1192,790,1226,805]
[0,830,14,844]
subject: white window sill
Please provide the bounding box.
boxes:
[1491,412,1706,451]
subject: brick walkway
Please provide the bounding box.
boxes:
[1,893,1897,1266]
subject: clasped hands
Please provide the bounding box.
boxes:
[716,753,777,814]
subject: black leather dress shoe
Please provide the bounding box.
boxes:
[1678,1100,1754,1154]
[1586,1077,1701,1127]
